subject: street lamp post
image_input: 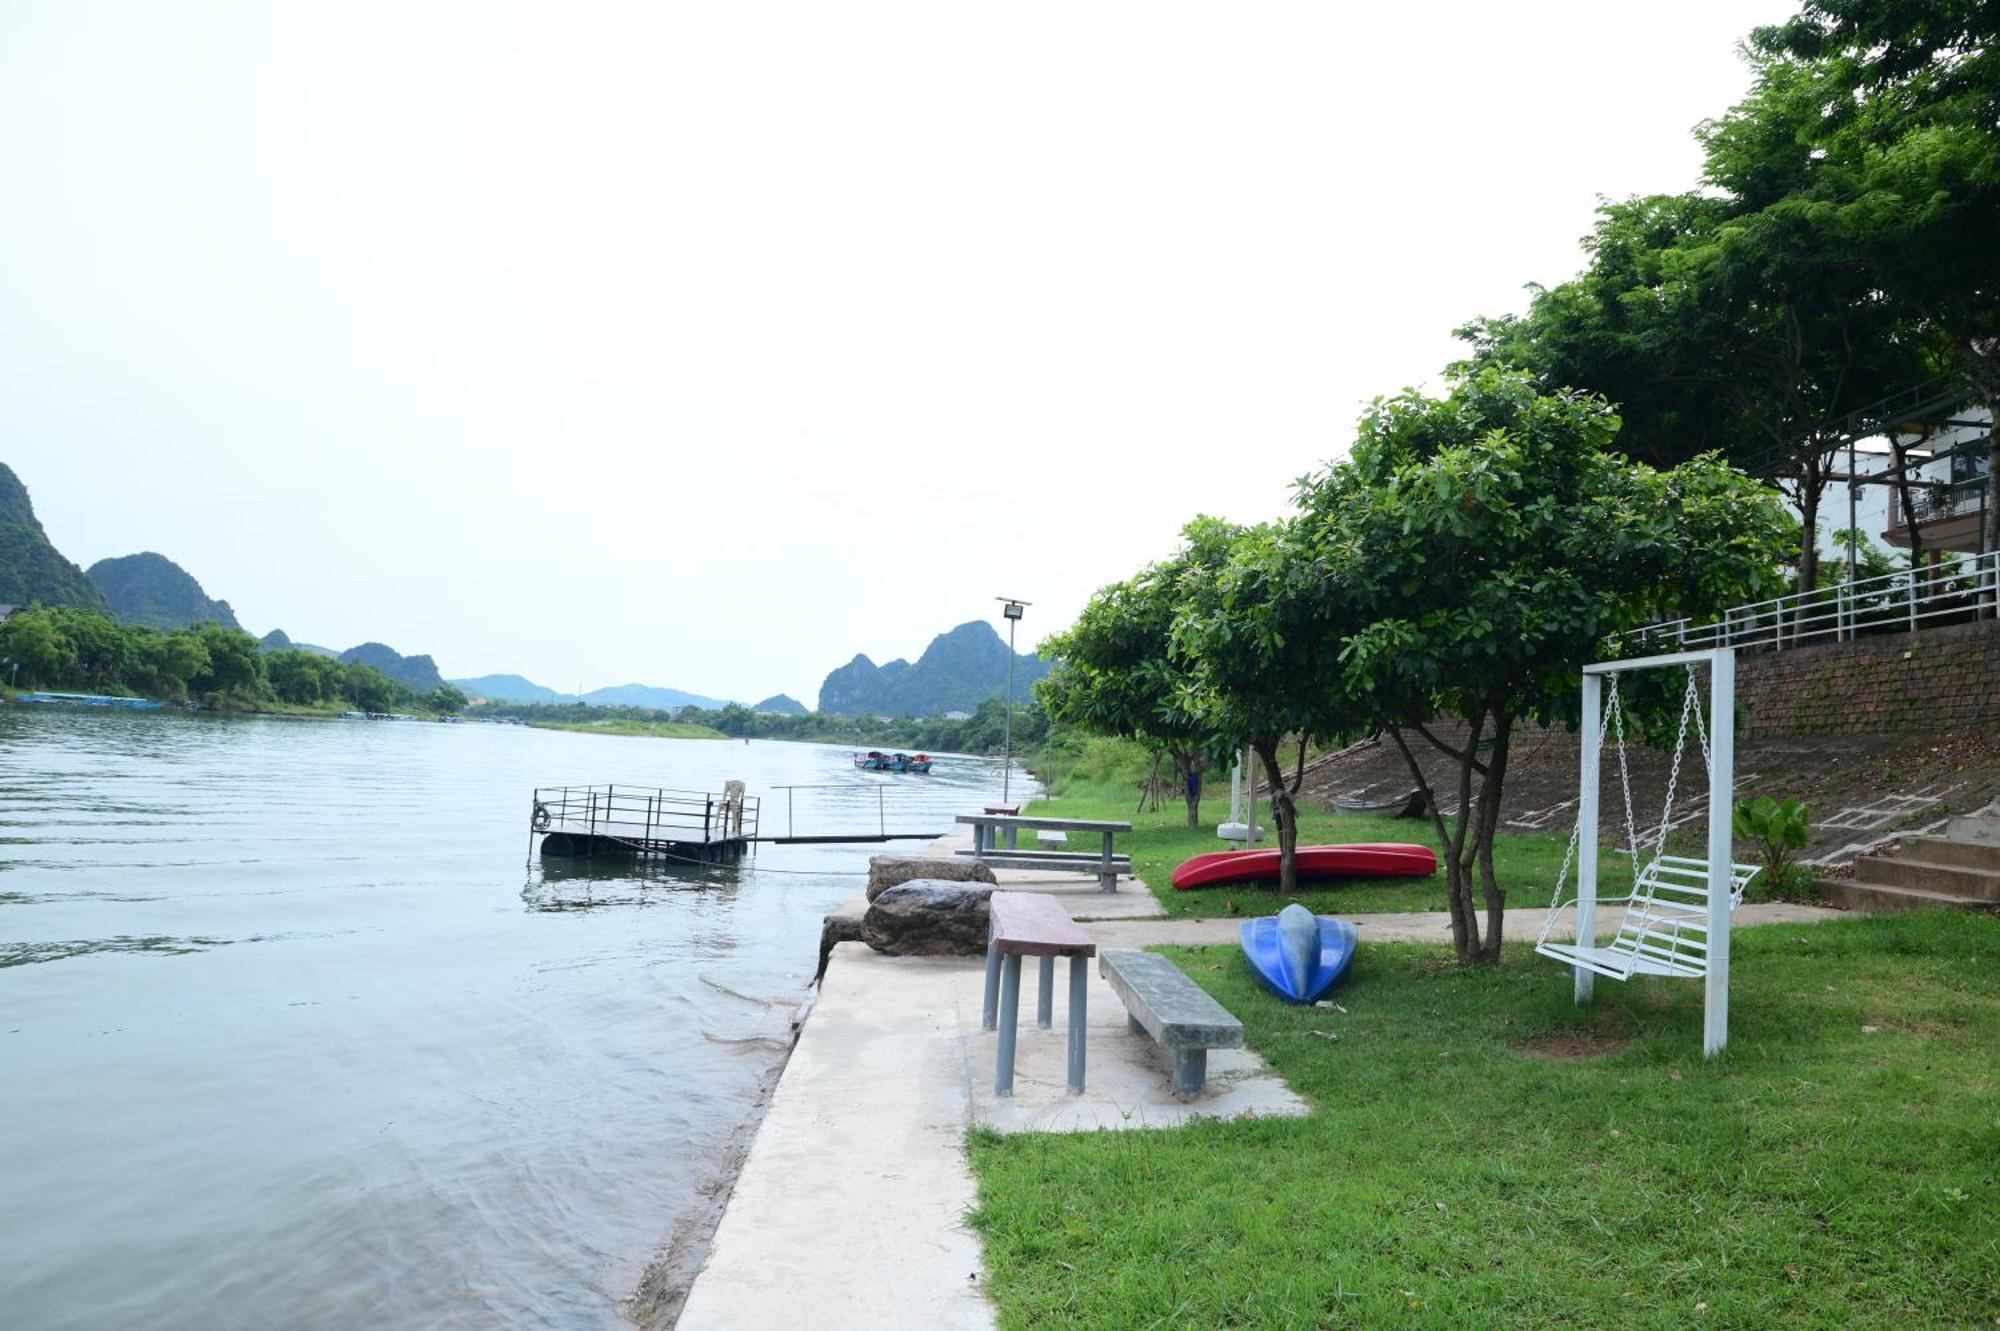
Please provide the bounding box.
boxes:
[996,597,1029,804]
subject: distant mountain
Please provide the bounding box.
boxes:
[0,463,110,613]
[259,628,339,659]
[752,693,807,715]
[85,552,239,631]
[817,620,1053,718]
[581,682,733,711]
[340,642,446,694]
[452,673,574,704]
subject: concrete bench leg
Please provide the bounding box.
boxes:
[1099,832,1116,893]
[1127,1012,1145,1035]
[995,954,1022,1096]
[982,938,1002,1031]
[1067,955,1087,1094]
[1036,956,1054,1029]
[1171,1048,1207,1099]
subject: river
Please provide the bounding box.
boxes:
[0,707,1013,1329]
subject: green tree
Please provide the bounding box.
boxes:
[1038,520,1236,827]
[1752,5,2000,543]
[188,623,264,699]
[342,664,402,714]
[426,682,469,715]
[1171,518,1371,894]
[1300,369,1793,964]
[0,608,74,686]
[51,606,135,687]
[136,629,212,697]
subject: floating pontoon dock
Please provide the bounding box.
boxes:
[528,782,945,863]
[532,784,760,863]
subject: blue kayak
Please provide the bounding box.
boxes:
[1240,904,1358,1003]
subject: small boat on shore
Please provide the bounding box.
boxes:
[21,691,165,711]
[1171,842,1437,891]
[1333,787,1428,819]
[1241,904,1357,1003]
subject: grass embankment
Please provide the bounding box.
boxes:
[970,911,2000,1328]
[528,718,727,740]
[1023,741,1634,918]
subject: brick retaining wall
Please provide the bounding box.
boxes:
[1739,617,2000,739]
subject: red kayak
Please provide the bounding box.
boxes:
[1171,842,1437,891]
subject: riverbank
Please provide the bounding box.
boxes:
[680,798,1991,1328]
[527,718,728,740]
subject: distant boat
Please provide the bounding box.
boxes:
[21,691,165,711]
[907,754,933,774]
[1241,904,1357,1003]
[854,750,891,771]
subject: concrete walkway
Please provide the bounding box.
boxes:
[676,951,994,1330]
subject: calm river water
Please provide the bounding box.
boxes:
[0,708,1013,1329]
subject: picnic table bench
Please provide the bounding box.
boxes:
[982,891,1096,1095]
[1099,949,1245,1098]
[956,813,1133,893]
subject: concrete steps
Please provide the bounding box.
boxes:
[1821,811,2000,913]
[1821,878,2000,914]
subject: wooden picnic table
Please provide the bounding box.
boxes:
[955,813,1134,892]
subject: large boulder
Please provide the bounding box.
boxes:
[860,882,994,956]
[866,855,997,902]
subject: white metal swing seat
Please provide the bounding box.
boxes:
[1536,854,1761,981]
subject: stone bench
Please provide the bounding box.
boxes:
[982,892,1096,1095]
[1099,949,1245,1099]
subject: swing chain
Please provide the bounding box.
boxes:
[1651,667,1703,860]
[1606,677,1643,884]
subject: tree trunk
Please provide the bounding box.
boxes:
[1253,740,1299,897]
[1889,433,1928,571]
[1384,716,1485,965]
[1796,465,1822,599]
[1177,751,1204,828]
[1471,710,1514,962]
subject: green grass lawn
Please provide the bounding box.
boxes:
[968,912,1999,1329]
[1024,781,1636,918]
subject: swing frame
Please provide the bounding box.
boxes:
[1566,646,1737,1057]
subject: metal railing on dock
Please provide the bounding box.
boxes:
[532,784,760,848]
[765,782,947,843]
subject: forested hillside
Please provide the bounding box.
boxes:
[0,463,110,613]
[86,552,240,630]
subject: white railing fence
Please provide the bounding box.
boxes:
[1632,549,2000,654]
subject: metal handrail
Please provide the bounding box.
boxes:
[531,784,762,842]
[1629,549,1999,654]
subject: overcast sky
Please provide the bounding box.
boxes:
[2,1,1794,705]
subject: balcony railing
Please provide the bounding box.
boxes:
[1631,549,1999,654]
[1907,477,1988,524]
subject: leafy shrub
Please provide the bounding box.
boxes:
[1734,795,1811,895]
